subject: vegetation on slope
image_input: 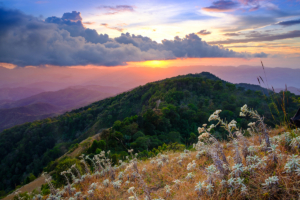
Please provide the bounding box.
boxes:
[0,72,298,196]
[12,106,300,200]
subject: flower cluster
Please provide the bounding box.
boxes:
[16,105,300,200]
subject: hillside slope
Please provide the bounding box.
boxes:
[10,118,300,200]
[0,72,298,194]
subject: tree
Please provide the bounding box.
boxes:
[214,81,223,90]
[24,173,36,184]
[133,131,145,140]
[131,137,151,151]
[167,131,181,143]
[226,83,236,91]
[188,132,197,144]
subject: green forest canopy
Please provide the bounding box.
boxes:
[0,72,298,193]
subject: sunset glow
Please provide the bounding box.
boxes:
[136,60,171,68]
[0,0,299,69]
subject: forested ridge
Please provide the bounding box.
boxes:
[0,72,298,195]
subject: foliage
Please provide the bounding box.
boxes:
[13,106,300,200]
[0,72,298,194]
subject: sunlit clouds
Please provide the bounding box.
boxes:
[0,0,299,68]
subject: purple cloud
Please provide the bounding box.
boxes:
[97,5,135,15]
[61,11,82,21]
[209,30,300,44]
[202,0,239,12]
[197,30,212,35]
[223,32,241,36]
[276,19,300,26]
[101,23,124,32]
[83,21,95,25]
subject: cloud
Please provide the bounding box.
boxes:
[238,0,277,11]
[114,33,266,58]
[221,15,276,32]
[97,5,135,15]
[223,32,241,36]
[161,33,249,58]
[0,7,267,67]
[62,11,82,21]
[100,23,124,32]
[197,30,212,35]
[276,18,300,26]
[202,0,239,12]
[209,30,300,44]
[202,0,278,13]
[83,21,95,25]
[45,12,111,44]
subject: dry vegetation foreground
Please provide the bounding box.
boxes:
[11,106,300,200]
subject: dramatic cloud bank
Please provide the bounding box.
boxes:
[0,7,267,67]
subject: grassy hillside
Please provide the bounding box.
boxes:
[11,107,300,200]
[0,72,298,195]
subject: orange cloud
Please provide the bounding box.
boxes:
[83,21,96,25]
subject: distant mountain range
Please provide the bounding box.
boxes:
[274,87,300,95]
[1,65,300,91]
[0,88,113,110]
[0,87,45,101]
[0,102,61,131]
[0,86,127,131]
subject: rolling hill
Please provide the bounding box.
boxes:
[0,87,45,101]
[275,86,300,95]
[0,87,116,131]
[0,103,61,132]
[0,72,298,195]
[0,88,114,110]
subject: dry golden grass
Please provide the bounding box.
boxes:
[13,126,300,200]
[3,176,45,200]
[63,126,300,200]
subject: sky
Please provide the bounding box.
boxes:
[0,0,300,69]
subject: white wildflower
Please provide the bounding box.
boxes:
[165,185,171,194]
[195,181,205,193]
[248,122,255,127]
[240,112,246,117]
[187,160,197,170]
[262,176,279,190]
[284,154,300,173]
[128,186,135,194]
[186,172,195,180]
[112,180,122,189]
[206,183,214,195]
[103,179,109,187]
